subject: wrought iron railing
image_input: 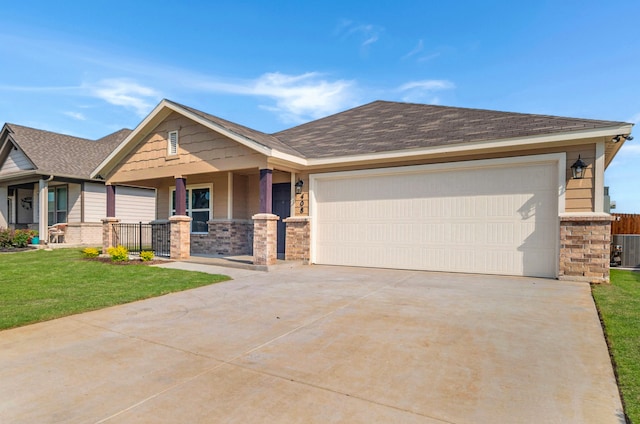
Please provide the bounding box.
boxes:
[112,222,170,257]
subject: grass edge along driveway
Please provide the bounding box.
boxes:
[0,248,229,330]
[592,269,640,424]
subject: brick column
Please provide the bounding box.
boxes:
[101,217,120,254]
[252,213,279,266]
[559,214,613,283]
[283,216,311,263]
[170,215,192,260]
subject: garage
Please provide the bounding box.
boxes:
[311,156,561,278]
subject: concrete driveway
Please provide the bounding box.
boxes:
[0,265,623,423]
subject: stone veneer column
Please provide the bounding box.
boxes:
[283,216,311,263]
[559,214,613,283]
[170,215,192,260]
[252,213,279,266]
[101,217,120,254]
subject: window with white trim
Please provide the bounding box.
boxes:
[168,130,179,156]
[170,184,212,233]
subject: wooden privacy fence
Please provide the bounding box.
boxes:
[611,213,640,235]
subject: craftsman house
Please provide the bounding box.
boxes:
[93,99,633,282]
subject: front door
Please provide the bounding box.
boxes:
[272,183,291,255]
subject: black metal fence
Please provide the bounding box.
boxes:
[112,222,171,257]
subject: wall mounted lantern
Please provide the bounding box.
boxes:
[295,179,304,195]
[571,155,587,179]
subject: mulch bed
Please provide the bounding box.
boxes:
[0,247,38,253]
[84,257,171,266]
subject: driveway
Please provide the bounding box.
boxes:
[0,265,623,423]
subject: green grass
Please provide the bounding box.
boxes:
[0,249,230,330]
[592,269,640,423]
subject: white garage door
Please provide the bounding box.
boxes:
[312,159,559,278]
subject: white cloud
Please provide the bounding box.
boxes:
[198,72,357,123]
[85,78,161,117]
[398,79,455,103]
[628,112,640,124]
[402,40,424,60]
[63,111,86,120]
[335,20,384,48]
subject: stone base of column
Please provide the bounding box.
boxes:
[170,215,192,260]
[101,217,120,254]
[559,214,613,283]
[283,216,311,263]
[252,213,279,266]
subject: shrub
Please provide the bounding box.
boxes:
[82,247,100,258]
[107,245,129,262]
[0,228,11,247]
[11,230,31,248]
[0,228,35,248]
[139,250,155,262]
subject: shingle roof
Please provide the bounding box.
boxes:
[273,101,629,158]
[5,124,131,178]
[168,100,304,157]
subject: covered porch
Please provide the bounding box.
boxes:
[0,177,103,245]
[102,168,310,266]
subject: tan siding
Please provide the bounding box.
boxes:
[212,174,227,219]
[84,183,107,222]
[247,175,260,216]
[0,148,33,175]
[233,174,249,219]
[108,113,267,184]
[294,174,309,216]
[157,187,170,220]
[565,145,595,212]
[67,183,82,223]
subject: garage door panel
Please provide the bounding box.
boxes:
[313,161,558,278]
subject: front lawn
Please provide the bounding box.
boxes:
[0,249,229,330]
[592,269,640,423]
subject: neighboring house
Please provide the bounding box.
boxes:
[0,123,156,244]
[93,99,633,281]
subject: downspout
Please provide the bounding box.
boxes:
[38,175,54,244]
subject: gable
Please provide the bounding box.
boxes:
[0,144,35,176]
[107,112,267,184]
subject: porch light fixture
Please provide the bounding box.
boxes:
[295,179,304,195]
[612,134,634,143]
[571,155,587,179]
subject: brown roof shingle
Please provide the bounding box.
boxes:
[273,101,628,158]
[5,124,131,178]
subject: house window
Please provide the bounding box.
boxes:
[171,184,212,233]
[168,130,179,156]
[47,186,67,225]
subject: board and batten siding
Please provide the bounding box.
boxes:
[0,147,33,175]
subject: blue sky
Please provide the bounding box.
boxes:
[1,1,639,211]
